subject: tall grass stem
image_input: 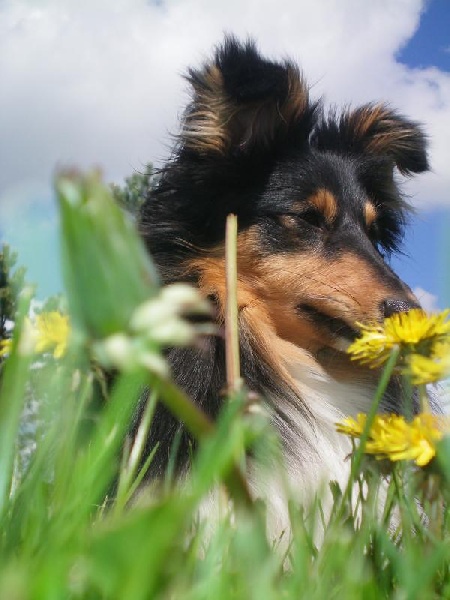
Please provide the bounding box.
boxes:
[225,214,241,393]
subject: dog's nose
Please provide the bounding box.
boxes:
[382,299,421,318]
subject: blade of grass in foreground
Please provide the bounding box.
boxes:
[51,370,149,528]
[0,288,34,515]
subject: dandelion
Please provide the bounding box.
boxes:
[34,312,71,358]
[348,308,450,370]
[408,342,450,386]
[0,338,12,358]
[336,414,366,437]
[1,312,70,360]
[336,413,450,467]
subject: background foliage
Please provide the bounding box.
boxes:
[0,244,26,346]
[110,162,156,216]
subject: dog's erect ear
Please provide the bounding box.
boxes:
[181,37,315,157]
[343,104,429,174]
[316,104,428,175]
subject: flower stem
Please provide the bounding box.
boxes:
[150,376,214,439]
[419,384,431,414]
[149,375,253,509]
[336,347,400,521]
[350,347,400,478]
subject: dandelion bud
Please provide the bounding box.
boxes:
[139,351,169,378]
[93,334,170,378]
[149,319,196,346]
[130,299,180,333]
[56,170,160,338]
[160,284,211,315]
[93,334,135,370]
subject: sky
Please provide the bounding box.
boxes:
[0,0,449,309]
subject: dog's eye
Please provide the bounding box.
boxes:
[279,209,325,230]
[269,210,326,232]
[298,209,324,229]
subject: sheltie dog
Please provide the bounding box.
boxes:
[137,37,428,527]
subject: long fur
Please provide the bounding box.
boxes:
[136,37,429,528]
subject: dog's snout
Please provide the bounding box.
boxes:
[381,298,421,319]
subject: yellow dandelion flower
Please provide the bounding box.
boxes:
[335,414,367,437]
[348,324,392,368]
[348,308,450,369]
[386,309,450,345]
[408,343,450,386]
[337,413,450,467]
[0,338,12,358]
[34,312,70,358]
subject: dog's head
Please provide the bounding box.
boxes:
[141,37,428,365]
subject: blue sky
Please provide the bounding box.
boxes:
[392,0,450,309]
[397,0,449,71]
[1,0,449,309]
[390,209,450,310]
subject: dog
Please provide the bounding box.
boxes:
[136,37,428,530]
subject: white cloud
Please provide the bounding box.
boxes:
[413,287,439,312]
[0,0,449,211]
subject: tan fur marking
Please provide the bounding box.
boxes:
[308,189,338,224]
[182,63,309,154]
[364,201,377,229]
[347,103,418,157]
[240,300,322,392]
[348,104,389,138]
[284,66,309,122]
[183,65,232,154]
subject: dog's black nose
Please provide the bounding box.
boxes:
[382,299,421,318]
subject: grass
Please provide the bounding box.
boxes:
[0,169,450,599]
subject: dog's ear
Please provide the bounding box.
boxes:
[317,104,429,175]
[181,37,315,157]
